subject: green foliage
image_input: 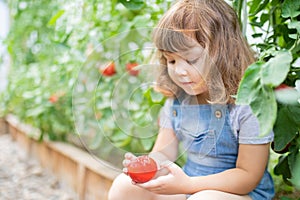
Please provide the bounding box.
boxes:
[236,50,293,136]
[233,0,300,192]
[1,0,170,168]
[1,0,300,192]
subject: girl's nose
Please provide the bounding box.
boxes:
[174,63,188,76]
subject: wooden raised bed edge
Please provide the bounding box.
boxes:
[4,114,120,200]
[0,117,8,135]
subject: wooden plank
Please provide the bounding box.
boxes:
[4,115,120,200]
[0,118,7,135]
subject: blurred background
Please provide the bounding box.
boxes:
[0,0,299,199]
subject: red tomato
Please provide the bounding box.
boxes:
[48,95,59,103]
[126,62,139,76]
[275,83,290,90]
[100,62,116,76]
[127,155,157,183]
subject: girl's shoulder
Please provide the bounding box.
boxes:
[230,104,274,144]
[229,104,256,124]
[229,104,253,116]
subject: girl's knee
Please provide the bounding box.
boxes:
[108,173,132,199]
[187,190,219,200]
[187,190,251,200]
[108,173,150,200]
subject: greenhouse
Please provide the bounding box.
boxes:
[0,0,299,199]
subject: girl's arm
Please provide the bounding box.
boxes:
[188,143,270,195]
[149,127,179,167]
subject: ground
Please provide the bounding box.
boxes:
[0,134,79,200]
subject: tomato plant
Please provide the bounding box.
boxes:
[1,0,299,193]
[232,0,300,190]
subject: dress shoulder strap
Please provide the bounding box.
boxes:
[173,98,180,105]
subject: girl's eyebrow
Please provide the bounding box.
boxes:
[162,51,193,60]
[162,51,174,57]
[162,46,202,58]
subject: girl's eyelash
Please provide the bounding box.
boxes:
[187,58,199,64]
[167,58,199,65]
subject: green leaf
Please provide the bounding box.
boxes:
[132,15,151,28]
[249,0,263,15]
[252,33,263,38]
[288,105,300,127]
[26,106,46,117]
[282,0,300,18]
[249,86,277,136]
[236,62,262,105]
[118,0,145,11]
[143,87,153,105]
[237,61,277,136]
[274,155,292,180]
[150,89,165,103]
[113,134,132,148]
[291,152,300,189]
[261,50,293,87]
[119,21,134,33]
[47,10,65,26]
[273,106,298,151]
[249,0,269,16]
[130,138,146,153]
[280,197,294,200]
[288,21,300,33]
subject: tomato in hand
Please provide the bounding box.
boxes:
[127,155,157,183]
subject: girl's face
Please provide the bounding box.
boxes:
[163,44,208,96]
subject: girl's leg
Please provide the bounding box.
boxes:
[188,190,252,200]
[108,173,186,200]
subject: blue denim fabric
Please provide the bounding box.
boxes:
[171,99,274,200]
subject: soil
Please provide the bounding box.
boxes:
[0,134,79,200]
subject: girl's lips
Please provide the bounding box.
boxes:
[180,81,193,85]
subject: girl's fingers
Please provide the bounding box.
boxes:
[122,152,137,175]
[124,152,136,159]
[122,167,128,175]
[122,159,131,167]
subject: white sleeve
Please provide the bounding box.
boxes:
[235,105,274,144]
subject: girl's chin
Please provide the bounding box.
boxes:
[182,87,207,96]
[183,89,203,96]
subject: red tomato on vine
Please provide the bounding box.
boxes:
[126,62,139,76]
[48,95,59,103]
[275,83,290,90]
[100,62,116,76]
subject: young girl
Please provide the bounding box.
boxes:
[108,0,275,199]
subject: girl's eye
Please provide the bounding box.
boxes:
[187,58,199,65]
[168,60,175,65]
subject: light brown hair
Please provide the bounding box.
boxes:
[152,0,255,104]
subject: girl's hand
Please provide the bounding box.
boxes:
[122,152,137,175]
[134,160,191,195]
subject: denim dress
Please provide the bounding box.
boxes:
[170,99,274,200]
